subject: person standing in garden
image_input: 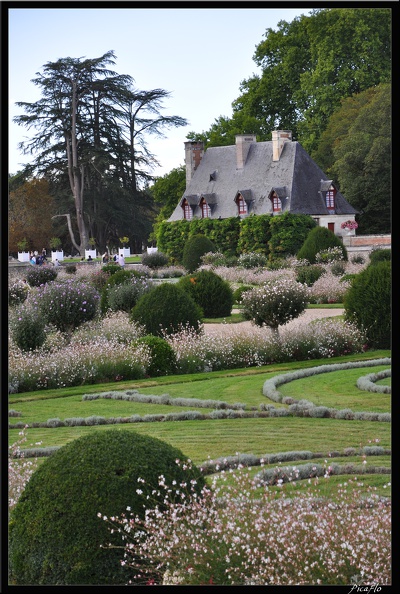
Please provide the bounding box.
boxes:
[118,253,125,268]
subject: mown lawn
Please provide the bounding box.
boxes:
[9,350,391,494]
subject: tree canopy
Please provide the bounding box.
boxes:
[183,8,391,235]
[327,83,391,234]
[12,50,188,255]
[187,8,391,157]
[9,178,54,253]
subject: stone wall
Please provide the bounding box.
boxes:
[342,234,391,255]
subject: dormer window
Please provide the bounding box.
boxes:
[325,185,336,212]
[271,191,282,212]
[200,197,211,218]
[182,198,193,220]
[236,194,248,215]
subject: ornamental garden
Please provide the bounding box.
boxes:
[8,234,391,586]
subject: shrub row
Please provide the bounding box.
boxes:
[156,213,316,263]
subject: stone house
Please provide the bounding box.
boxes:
[168,130,358,238]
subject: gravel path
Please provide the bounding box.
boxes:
[203,308,344,335]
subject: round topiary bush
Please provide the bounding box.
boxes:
[297,227,347,264]
[177,269,233,318]
[26,266,58,287]
[344,259,391,350]
[8,430,206,585]
[295,264,325,286]
[232,285,253,304]
[130,282,203,337]
[182,234,217,273]
[10,304,46,351]
[136,335,178,377]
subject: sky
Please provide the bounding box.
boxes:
[8,5,312,179]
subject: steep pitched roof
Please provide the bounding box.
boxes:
[168,139,358,221]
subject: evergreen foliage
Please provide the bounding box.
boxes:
[182,234,217,273]
[136,335,178,377]
[295,265,325,286]
[237,214,272,255]
[344,260,391,350]
[369,248,391,265]
[101,262,121,275]
[130,283,203,337]
[177,269,234,318]
[268,213,317,259]
[297,226,347,264]
[232,285,253,303]
[8,430,205,585]
[10,305,46,352]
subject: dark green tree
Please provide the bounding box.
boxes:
[187,8,391,157]
[297,226,347,264]
[13,51,188,255]
[150,165,186,222]
[328,83,391,234]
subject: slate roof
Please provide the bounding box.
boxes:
[168,139,358,221]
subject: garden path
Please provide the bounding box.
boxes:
[203,309,345,335]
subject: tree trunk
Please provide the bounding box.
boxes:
[66,79,88,255]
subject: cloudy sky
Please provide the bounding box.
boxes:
[8,5,311,178]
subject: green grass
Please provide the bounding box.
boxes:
[9,351,391,485]
[278,366,390,412]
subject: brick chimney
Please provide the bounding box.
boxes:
[272,130,292,161]
[236,134,256,169]
[184,141,204,188]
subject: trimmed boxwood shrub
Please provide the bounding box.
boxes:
[8,430,206,585]
[130,282,203,337]
[297,226,347,264]
[10,304,46,352]
[295,264,325,286]
[136,335,178,376]
[182,234,217,273]
[344,259,391,350]
[232,285,253,304]
[177,269,233,318]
